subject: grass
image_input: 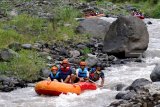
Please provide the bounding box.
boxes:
[0,3,91,82]
[105,0,160,18]
[0,50,46,82]
[0,29,25,48]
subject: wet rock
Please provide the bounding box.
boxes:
[115,83,126,91]
[76,18,111,39]
[21,44,32,49]
[112,59,126,65]
[147,21,152,25]
[97,53,108,62]
[127,78,151,91]
[103,16,149,58]
[8,42,21,51]
[122,91,136,100]
[144,82,160,95]
[69,50,80,58]
[134,57,143,62]
[108,55,117,61]
[0,76,27,92]
[116,92,126,99]
[0,48,19,61]
[150,64,160,82]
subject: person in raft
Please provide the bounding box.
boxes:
[48,65,61,82]
[89,63,105,87]
[73,61,89,82]
[58,59,74,83]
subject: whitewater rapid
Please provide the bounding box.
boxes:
[0,18,160,107]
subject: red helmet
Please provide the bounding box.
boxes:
[51,66,58,71]
[80,61,87,66]
[62,59,69,64]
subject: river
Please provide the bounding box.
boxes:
[0,18,160,107]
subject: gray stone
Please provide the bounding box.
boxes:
[147,21,152,25]
[38,52,49,58]
[76,44,87,49]
[69,50,80,58]
[122,91,136,100]
[39,68,50,78]
[21,44,32,49]
[103,16,149,58]
[115,84,126,91]
[85,56,98,67]
[0,76,27,92]
[0,48,19,61]
[116,92,126,99]
[108,55,117,61]
[76,18,111,39]
[150,64,160,82]
[128,78,151,90]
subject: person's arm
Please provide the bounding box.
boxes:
[61,79,64,82]
[99,78,104,87]
[58,71,63,82]
[99,72,105,87]
[47,77,51,81]
[86,71,89,78]
[76,69,79,77]
[47,73,52,81]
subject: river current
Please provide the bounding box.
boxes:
[0,18,160,107]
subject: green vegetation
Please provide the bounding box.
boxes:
[0,50,46,81]
[106,0,160,18]
[0,3,90,81]
[81,47,92,55]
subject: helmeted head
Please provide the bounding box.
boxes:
[79,61,87,69]
[96,63,102,71]
[61,59,69,67]
[51,65,58,73]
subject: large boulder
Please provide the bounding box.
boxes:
[116,91,136,100]
[103,16,149,58]
[0,48,19,61]
[150,64,160,82]
[76,18,111,39]
[127,78,151,91]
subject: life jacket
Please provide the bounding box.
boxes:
[60,65,71,73]
[77,68,88,78]
[90,71,101,81]
[50,72,60,81]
